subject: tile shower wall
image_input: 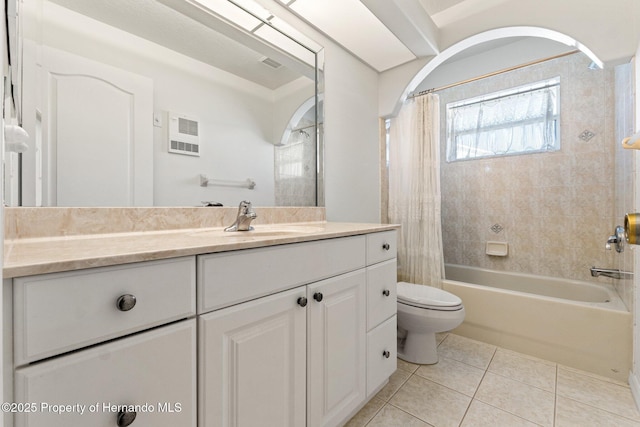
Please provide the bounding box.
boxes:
[440,53,617,284]
[613,61,635,310]
[274,119,321,206]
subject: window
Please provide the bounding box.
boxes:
[276,141,305,178]
[446,77,560,162]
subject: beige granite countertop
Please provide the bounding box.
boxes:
[4,222,399,278]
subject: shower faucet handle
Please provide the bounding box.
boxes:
[605,225,625,253]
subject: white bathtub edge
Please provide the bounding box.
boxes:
[443,279,632,382]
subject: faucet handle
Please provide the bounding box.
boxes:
[605,226,625,253]
[238,200,252,212]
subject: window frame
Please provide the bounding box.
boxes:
[445,77,561,162]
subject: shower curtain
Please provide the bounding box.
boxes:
[388,93,445,289]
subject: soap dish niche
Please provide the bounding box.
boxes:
[486,241,508,257]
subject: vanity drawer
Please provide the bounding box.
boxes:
[198,235,366,313]
[367,259,397,331]
[14,320,196,427]
[367,315,397,397]
[366,230,397,265]
[14,257,196,365]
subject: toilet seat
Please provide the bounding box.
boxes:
[397,282,463,311]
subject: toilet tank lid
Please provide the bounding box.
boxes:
[397,282,462,307]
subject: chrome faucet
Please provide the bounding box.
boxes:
[590,267,633,280]
[224,201,257,232]
[605,225,625,253]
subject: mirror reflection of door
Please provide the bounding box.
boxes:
[35,46,154,206]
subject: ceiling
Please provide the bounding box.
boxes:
[276,0,517,72]
[45,0,580,85]
[47,0,315,90]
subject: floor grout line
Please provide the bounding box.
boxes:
[354,334,640,427]
[553,364,558,426]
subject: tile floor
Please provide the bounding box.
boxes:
[346,333,640,427]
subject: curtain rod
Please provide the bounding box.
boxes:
[408,50,580,99]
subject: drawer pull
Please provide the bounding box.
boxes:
[297,297,308,307]
[382,350,390,359]
[313,292,324,302]
[382,243,390,251]
[117,410,137,426]
[382,289,390,297]
[116,294,137,312]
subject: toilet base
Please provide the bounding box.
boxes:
[397,331,438,365]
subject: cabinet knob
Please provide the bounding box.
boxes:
[116,294,137,312]
[297,297,308,307]
[313,292,323,302]
[382,350,390,359]
[382,243,390,251]
[382,289,390,297]
[117,410,137,426]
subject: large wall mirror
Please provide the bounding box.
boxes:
[7,0,324,207]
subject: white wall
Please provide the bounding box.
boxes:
[149,60,277,207]
[322,45,380,222]
[223,17,384,220]
[253,0,381,223]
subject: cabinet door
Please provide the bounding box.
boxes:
[367,315,397,396]
[14,320,196,427]
[199,287,307,427]
[14,256,196,365]
[307,270,367,427]
[366,259,397,331]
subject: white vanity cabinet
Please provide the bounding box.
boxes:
[306,270,367,427]
[198,287,307,427]
[7,227,397,427]
[13,257,196,365]
[364,230,398,397]
[198,231,397,427]
[199,271,367,427]
[14,320,196,427]
[9,257,198,427]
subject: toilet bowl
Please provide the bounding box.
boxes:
[397,282,465,365]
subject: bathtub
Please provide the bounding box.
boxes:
[443,264,632,382]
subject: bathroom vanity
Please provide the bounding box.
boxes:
[3,213,397,427]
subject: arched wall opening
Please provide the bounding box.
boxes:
[387,26,604,119]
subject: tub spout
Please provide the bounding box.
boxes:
[590,266,633,280]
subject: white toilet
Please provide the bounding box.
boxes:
[396,282,465,365]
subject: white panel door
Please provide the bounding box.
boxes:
[199,287,307,427]
[307,270,367,427]
[41,46,153,206]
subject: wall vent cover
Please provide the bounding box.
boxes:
[169,113,200,156]
[260,56,282,69]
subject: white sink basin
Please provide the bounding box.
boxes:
[191,225,325,238]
